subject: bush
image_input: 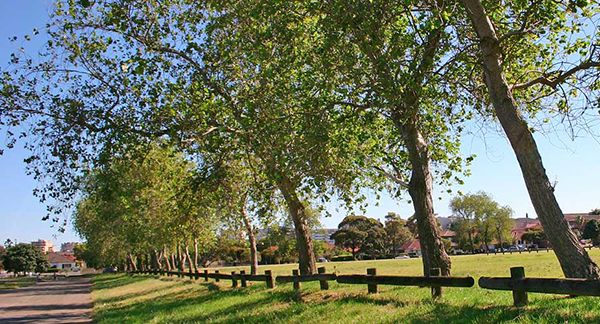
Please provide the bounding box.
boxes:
[46,268,60,273]
[331,255,354,262]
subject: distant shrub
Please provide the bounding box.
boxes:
[331,255,354,262]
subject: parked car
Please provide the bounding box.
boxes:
[395,255,410,259]
[102,268,117,274]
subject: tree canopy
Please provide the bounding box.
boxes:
[2,243,49,275]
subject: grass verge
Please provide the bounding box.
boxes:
[91,249,600,324]
[0,276,37,290]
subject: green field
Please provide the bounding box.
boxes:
[0,276,36,290]
[91,250,600,324]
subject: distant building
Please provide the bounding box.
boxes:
[31,239,54,253]
[564,213,600,230]
[437,216,458,231]
[60,242,79,253]
[47,252,77,270]
[400,240,422,256]
[313,229,336,244]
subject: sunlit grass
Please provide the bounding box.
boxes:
[92,249,600,324]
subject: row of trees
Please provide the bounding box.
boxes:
[1,0,599,278]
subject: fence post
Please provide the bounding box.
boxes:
[430,268,442,299]
[292,270,301,290]
[265,270,275,289]
[510,267,528,307]
[204,270,209,281]
[240,270,247,288]
[231,271,238,288]
[318,267,329,290]
[215,270,220,282]
[367,268,377,294]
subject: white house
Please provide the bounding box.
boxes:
[47,252,77,270]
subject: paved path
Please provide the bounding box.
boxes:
[0,276,93,324]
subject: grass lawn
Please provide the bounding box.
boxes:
[91,249,600,324]
[0,276,37,290]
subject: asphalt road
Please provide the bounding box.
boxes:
[0,276,93,324]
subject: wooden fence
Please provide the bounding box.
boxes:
[132,266,474,299]
[131,265,600,306]
[479,266,600,306]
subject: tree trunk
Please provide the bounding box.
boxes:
[277,173,317,275]
[241,199,259,275]
[152,249,161,270]
[128,253,138,272]
[460,0,599,278]
[177,243,184,272]
[468,231,475,253]
[193,237,199,273]
[394,119,452,276]
[184,245,193,273]
[170,252,177,272]
[163,246,172,271]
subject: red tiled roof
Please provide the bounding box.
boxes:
[401,240,421,251]
[46,252,76,264]
[440,230,456,237]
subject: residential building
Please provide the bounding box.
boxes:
[47,252,77,270]
[60,242,79,253]
[31,239,54,253]
[400,240,422,256]
[564,213,600,230]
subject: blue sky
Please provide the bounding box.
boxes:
[0,2,598,247]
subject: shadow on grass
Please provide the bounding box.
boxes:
[94,275,600,324]
[92,274,148,291]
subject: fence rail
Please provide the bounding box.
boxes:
[131,265,600,306]
[479,266,600,306]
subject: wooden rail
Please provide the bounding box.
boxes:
[132,269,275,288]
[479,266,600,306]
[336,268,474,297]
[275,267,335,290]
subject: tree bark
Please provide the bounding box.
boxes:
[128,253,138,272]
[460,0,599,278]
[163,246,172,271]
[277,173,317,275]
[170,252,177,272]
[193,237,199,273]
[177,243,184,272]
[184,245,194,273]
[395,120,452,276]
[241,198,259,275]
[152,249,162,270]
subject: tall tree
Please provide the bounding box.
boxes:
[311,0,480,276]
[384,213,413,257]
[331,215,386,260]
[450,192,498,252]
[458,0,600,278]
